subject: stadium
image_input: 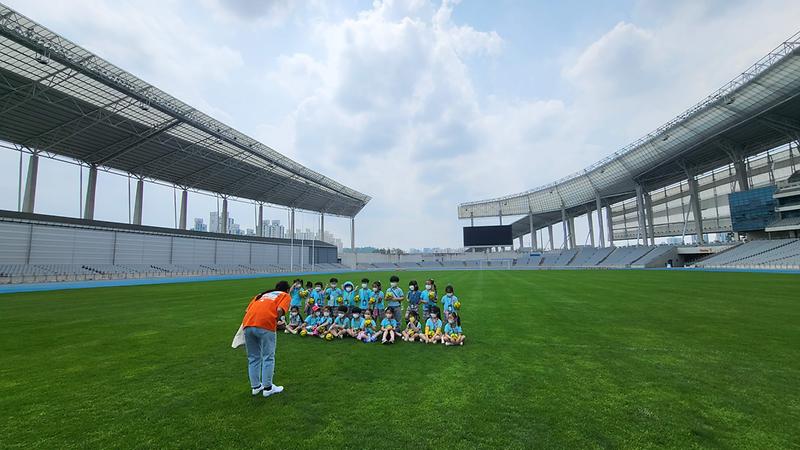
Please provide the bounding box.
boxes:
[1,2,799,449]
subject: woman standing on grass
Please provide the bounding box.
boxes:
[242,280,292,398]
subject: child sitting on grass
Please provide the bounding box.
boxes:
[347,307,365,338]
[379,307,399,344]
[285,306,303,334]
[357,309,378,343]
[423,306,444,344]
[316,306,333,338]
[402,310,421,342]
[443,312,465,346]
[303,306,320,336]
[329,306,350,339]
[276,314,286,332]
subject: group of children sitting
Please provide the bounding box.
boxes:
[276,276,465,346]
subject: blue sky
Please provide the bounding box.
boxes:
[2,0,800,249]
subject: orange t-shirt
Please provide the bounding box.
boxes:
[242,291,291,332]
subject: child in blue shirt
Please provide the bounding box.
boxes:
[420,278,438,320]
[329,306,350,339]
[316,306,333,338]
[289,279,303,308]
[342,281,357,312]
[385,275,404,325]
[357,309,378,343]
[423,306,444,344]
[357,278,371,311]
[310,281,326,309]
[303,281,314,316]
[303,307,320,335]
[405,280,421,321]
[285,306,304,334]
[379,307,399,344]
[325,277,344,309]
[370,281,385,319]
[441,284,460,319]
[443,312,465,346]
[402,310,422,342]
[347,307,365,338]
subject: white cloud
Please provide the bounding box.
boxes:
[200,0,302,27]
[259,0,570,247]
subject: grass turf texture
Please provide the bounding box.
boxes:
[1,270,799,449]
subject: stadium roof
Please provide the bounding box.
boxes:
[0,4,370,217]
[459,30,800,232]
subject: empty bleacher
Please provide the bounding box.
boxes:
[696,239,800,268]
[585,247,614,266]
[598,246,655,267]
[568,247,600,266]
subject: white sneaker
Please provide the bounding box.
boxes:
[262,384,284,398]
[251,386,264,396]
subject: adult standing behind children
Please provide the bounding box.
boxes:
[241,280,292,398]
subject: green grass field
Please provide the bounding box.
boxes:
[1,270,799,449]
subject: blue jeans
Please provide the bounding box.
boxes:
[244,326,276,389]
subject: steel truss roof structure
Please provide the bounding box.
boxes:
[0,4,370,217]
[459,30,800,238]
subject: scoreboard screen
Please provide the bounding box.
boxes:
[463,225,513,246]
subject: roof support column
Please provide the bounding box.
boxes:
[548,225,554,251]
[733,158,749,191]
[350,216,356,269]
[644,192,655,246]
[289,208,295,271]
[21,153,39,213]
[686,171,704,244]
[606,205,614,247]
[320,213,325,242]
[518,236,523,249]
[587,210,595,247]
[635,184,647,246]
[178,189,188,230]
[529,212,537,250]
[83,164,97,220]
[568,215,576,249]
[561,206,568,250]
[256,203,263,237]
[595,195,605,248]
[221,197,228,234]
[133,178,144,225]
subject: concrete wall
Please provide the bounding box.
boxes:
[0,218,337,266]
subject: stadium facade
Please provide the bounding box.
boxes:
[0,4,369,282]
[459,30,800,252]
